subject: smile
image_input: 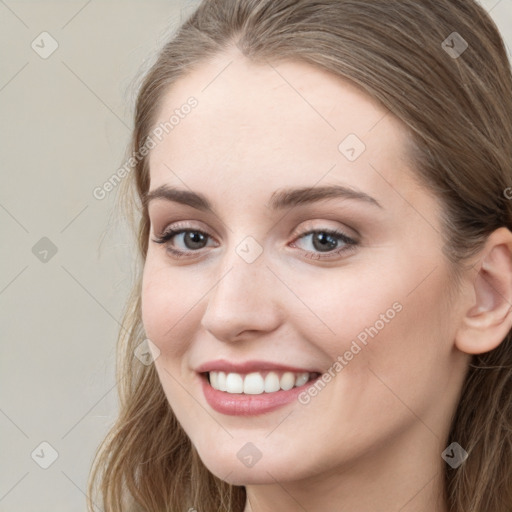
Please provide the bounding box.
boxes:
[207,370,319,394]
[199,368,322,416]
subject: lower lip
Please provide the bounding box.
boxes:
[200,374,317,416]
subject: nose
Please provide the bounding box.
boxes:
[200,250,284,343]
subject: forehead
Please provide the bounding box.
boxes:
[147,49,416,207]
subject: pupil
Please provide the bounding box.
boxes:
[313,232,338,252]
[186,232,206,249]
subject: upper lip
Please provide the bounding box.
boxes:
[196,359,320,374]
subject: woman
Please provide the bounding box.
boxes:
[88,1,512,510]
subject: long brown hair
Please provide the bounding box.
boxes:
[87,1,512,510]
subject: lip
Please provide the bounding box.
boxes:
[200,374,319,416]
[195,359,319,374]
[197,363,321,416]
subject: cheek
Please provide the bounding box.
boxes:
[332,263,455,428]
[140,256,203,360]
[271,259,409,359]
[280,263,455,466]
[287,253,454,402]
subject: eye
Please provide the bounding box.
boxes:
[151,224,358,261]
[151,225,217,258]
[290,228,358,259]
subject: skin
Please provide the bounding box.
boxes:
[141,46,512,512]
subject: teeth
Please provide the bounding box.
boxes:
[215,371,227,391]
[209,370,312,394]
[295,372,309,387]
[209,371,218,389]
[280,372,295,390]
[244,372,264,394]
[264,372,280,393]
[225,373,244,393]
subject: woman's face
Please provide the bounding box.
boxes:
[142,50,470,485]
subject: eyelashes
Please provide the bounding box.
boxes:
[152,228,213,258]
[289,228,358,260]
[151,224,358,261]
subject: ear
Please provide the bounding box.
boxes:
[455,227,512,355]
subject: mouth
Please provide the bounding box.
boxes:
[199,369,322,416]
[204,370,321,395]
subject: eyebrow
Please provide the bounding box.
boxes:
[145,184,382,212]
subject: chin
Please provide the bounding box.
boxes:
[195,446,311,486]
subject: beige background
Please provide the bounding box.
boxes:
[0,1,510,510]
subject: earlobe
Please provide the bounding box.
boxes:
[455,227,512,355]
